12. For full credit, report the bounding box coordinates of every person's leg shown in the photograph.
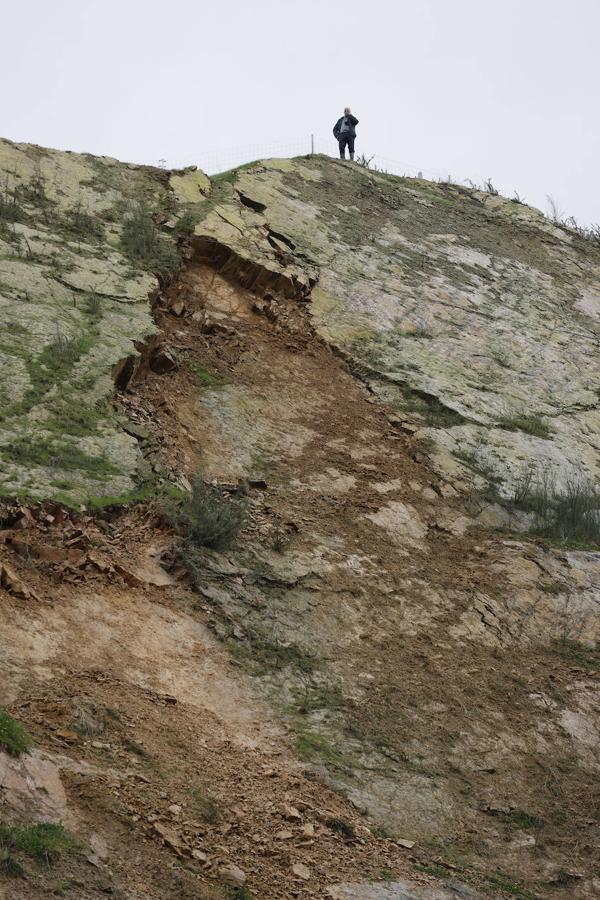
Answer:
[348,136,355,160]
[338,136,346,159]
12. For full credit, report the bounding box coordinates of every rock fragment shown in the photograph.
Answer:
[218,863,247,887]
[150,345,178,374]
[292,862,311,880]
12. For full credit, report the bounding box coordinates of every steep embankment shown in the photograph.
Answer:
[1,145,599,899]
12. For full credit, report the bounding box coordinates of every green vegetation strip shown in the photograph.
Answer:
[0,708,33,757]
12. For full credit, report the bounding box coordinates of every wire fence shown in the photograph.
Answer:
[145,135,463,184]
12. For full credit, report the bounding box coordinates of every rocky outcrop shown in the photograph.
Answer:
[0,140,185,504]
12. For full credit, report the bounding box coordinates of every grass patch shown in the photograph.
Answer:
[497,414,551,439]
[210,160,260,189]
[289,682,343,715]
[540,580,563,595]
[186,361,223,388]
[3,435,119,477]
[0,847,24,876]
[553,639,600,671]
[413,863,449,878]
[0,707,33,757]
[227,632,317,677]
[0,329,100,422]
[0,823,77,876]
[426,840,468,870]
[80,478,182,512]
[293,726,352,769]
[42,402,109,439]
[380,869,395,881]
[483,872,537,899]
[373,824,395,839]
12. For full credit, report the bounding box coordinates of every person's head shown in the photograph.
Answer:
[344,107,351,116]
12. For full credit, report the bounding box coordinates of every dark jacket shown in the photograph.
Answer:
[333,114,358,139]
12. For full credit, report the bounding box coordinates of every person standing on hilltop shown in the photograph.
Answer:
[333,108,359,161]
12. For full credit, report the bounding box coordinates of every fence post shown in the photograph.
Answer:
[311,134,314,156]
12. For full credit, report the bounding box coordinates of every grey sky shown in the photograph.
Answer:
[3,0,599,223]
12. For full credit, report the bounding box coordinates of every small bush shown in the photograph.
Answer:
[167,474,245,551]
[325,817,355,838]
[226,888,254,900]
[0,707,33,756]
[173,210,198,236]
[19,173,50,207]
[47,330,83,367]
[190,785,220,823]
[121,203,180,276]
[0,181,26,224]
[401,387,465,428]
[501,808,544,830]
[70,699,107,738]
[540,580,563,595]
[62,201,104,241]
[511,469,600,545]
[83,292,102,320]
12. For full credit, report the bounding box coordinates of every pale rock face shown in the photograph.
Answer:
[169,168,210,203]
[0,138,177,502]
[0,749,71,825]
[192,156,600,499]
[364,501,428,549]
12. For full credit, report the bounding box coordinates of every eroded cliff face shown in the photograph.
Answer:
[193,157,600,496]
[1,145,599,900]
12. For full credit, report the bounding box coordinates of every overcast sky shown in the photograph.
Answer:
[3,0,599,223]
